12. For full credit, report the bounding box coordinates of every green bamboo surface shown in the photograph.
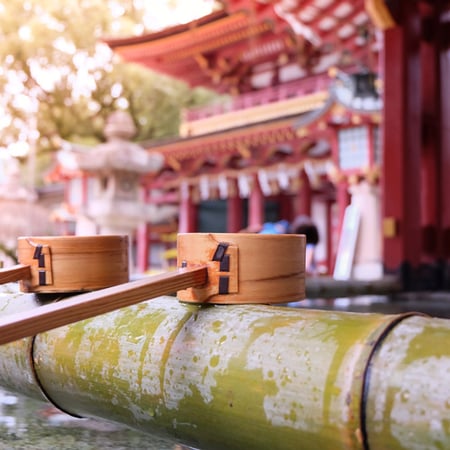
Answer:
[0,286,449,450]
[0,286,47,401]
[365,315,450,449]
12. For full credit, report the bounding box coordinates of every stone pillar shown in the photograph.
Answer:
[349,181,383,279]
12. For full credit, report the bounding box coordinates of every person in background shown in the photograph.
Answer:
[259,220,290,235]
[239,220,290,234]
[290,215,319,275]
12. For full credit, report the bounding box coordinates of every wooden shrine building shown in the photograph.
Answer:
[101,0,449,289]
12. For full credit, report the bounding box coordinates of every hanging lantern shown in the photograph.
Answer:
[330,71,383,179]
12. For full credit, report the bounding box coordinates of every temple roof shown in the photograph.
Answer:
[143,72,381,193]
[100,1,390,198]
[104,0,390,94]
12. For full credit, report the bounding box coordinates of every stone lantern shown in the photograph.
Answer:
[58,110,177,238]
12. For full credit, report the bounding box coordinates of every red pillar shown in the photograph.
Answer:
[382,1,422,279]
[420,3,441,259]
[227,184,243,232]
[441,7,450,265]
[136,186,150,273]
[278,193,294,223]
[336,180,350,240]
[81,174,89,207]
[179,182,197,233]
[248,175,264,229]
[294,169,312,217]
[136,223,150,273]
[325,198,333,275]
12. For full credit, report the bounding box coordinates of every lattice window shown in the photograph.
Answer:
[338,126,369,171]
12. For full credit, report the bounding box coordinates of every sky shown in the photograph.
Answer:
[140,0,218,31]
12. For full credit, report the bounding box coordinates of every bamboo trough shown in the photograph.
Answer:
[0,233,448,449]
[0,287,448,450]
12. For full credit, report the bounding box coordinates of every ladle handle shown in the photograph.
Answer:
[0,264,31,284]
[0,266,207,346]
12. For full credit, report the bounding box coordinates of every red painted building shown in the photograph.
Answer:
[103,0,449,289]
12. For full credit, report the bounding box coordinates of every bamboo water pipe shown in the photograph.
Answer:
[0,287,448,450]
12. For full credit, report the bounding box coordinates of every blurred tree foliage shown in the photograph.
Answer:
[0,0,221,183]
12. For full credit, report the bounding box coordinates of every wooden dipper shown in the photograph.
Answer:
[0,235,129,293]
[176,233,305,304]
[0,233,305,345]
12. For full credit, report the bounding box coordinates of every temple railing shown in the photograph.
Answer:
[180,74,332,137]
[183,72,332,122]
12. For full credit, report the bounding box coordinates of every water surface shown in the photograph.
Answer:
[0,390,186,450]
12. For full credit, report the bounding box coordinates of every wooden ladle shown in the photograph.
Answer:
[0,235,129,293]
[0,233,305,345]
